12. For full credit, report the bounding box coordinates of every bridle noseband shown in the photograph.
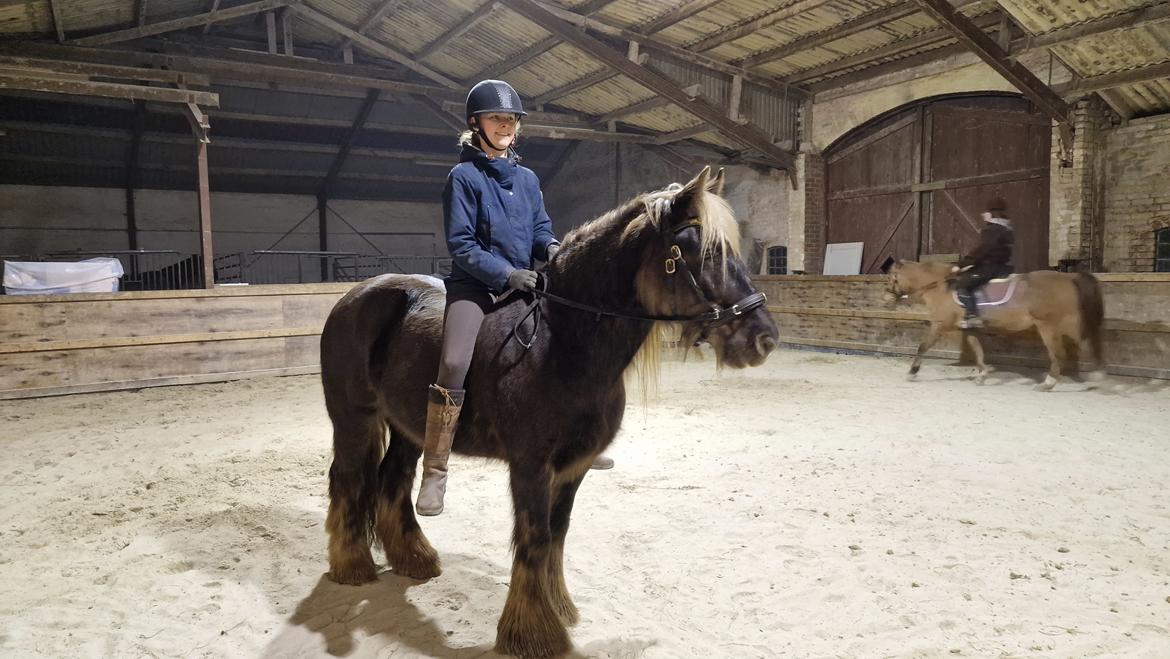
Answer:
[512,221,767,349]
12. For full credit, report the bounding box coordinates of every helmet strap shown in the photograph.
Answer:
[471,115,509,155]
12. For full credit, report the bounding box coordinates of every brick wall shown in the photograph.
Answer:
[1102,113,1170,272]
[801,152,827,274]
[1049,98,1109,269]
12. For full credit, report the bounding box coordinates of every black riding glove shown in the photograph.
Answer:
[507,269,538,292]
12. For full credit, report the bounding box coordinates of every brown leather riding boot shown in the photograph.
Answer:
[415,384,465,517]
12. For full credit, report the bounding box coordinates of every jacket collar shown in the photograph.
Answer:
[461,143,519,189]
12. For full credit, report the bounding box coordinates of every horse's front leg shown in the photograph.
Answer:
[909,322,944,379]
[547,467,588,626]
[496,463,570,658]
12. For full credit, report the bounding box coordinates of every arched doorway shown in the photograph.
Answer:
[824,94,1050,273]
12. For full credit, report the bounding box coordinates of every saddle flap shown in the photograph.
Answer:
[953,274,1021,307]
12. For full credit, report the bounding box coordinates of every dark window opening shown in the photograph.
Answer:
[1157,228,1170,273]
[767,246,788,275]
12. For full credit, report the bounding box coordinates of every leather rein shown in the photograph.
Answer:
[511,221,767,349]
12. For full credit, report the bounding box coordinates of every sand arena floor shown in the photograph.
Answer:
[1,350,1168,658]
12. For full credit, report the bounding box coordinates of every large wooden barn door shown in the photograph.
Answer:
[825,95,1051,273]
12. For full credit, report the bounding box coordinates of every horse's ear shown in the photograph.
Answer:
[706,168,726,196]
[670,166,711,220]
[680,166,711,197]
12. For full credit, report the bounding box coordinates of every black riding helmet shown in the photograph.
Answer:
[466,80,526,152]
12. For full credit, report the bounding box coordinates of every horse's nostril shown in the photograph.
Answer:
[756,334,777,356]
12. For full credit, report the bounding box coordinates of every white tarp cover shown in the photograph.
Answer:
[3,258,125,295]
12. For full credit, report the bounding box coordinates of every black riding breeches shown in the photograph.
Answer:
[435,287,493,390]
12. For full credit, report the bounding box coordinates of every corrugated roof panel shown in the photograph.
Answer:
[554,75,649,115]
[595,0,686,31]
[366,0,483,56]
[427,7,550,80]
[1113,78,1170,117]
[1000,0,1151,35]
[505,43,607,99]
[1051,23,1170,77]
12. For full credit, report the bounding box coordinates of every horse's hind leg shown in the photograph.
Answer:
[1036,325,1066,392]
[965,333,989,385]
[547,468,588,626]
[326,413,384,585]
[375,426,441,580]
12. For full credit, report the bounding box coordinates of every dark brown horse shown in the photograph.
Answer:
[886,260,1105,390]
[319,167,779,657]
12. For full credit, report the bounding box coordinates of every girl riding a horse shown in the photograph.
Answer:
[418,79,611,517]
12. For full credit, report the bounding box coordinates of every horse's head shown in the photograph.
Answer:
[884,259,951,303]
[625,167,779,368]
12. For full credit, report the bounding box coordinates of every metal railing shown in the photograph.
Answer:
[332,255,452,281]
[41,250,202,290]
[213,250,360,285]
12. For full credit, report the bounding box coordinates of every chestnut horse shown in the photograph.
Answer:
[886,259,1104,390]
[319,168,779,657]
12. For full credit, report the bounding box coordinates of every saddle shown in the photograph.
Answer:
[952,274,1021,307]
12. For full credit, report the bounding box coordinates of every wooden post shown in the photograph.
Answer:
[266,12,278,54]
[317,192,328,280]
[195,138,214,289]
[125,101,144,250]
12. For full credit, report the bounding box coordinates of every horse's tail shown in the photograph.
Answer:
[1073,272,1105,369]
[320,277,417,550]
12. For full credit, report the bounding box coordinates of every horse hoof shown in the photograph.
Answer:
[494,626,571,659]
[906,372,918,381]
[975,375,986,386]
[1035,376,1057,392]
[328,560,379,586]
[389,553,442,580]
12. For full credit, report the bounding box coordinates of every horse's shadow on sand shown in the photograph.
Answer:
[266,560,653,659]
[918,360,1169,395]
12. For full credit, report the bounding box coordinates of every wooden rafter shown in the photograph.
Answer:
[200,0,220,34]
[786,11,1002,84]
[593,95,673,124]
[639,0,722,35]
[321,88,380,194]
[529,0,807,98]
[1055,61,1170,96]
[689,0,832,53]
[72,0,291,46]
[48,0,66,42]
[912,0,1071,138]
[533,68,618,105]
[0,56,210,86]
[738,3,920,68]
[293,4,460,87]
[470,36,559,81]
[333,0,409,56]
[415,1,499,61]
[499,0,795,169]
[1016,2,1170,53]
[0,73,219,105]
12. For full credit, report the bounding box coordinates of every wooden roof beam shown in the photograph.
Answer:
[689,0,832,53]
[49,0,66,42]
[913,0,1071,143]
[71,0,291,46]
[593,95,674,125]
[529,0,808,99]
[292,4,460,87]
[415,1,499,61]
[786,11,1002,84]
[333,0,409,57]
[0,73,219,105]
[0,55,210,86]
[533,68,619,105]
[470,36,560,80]
[738,3,920,68]
[501,0,795,170]
[1054,60,1170,96]
[639,0,722,35]
[321,88,380,194]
